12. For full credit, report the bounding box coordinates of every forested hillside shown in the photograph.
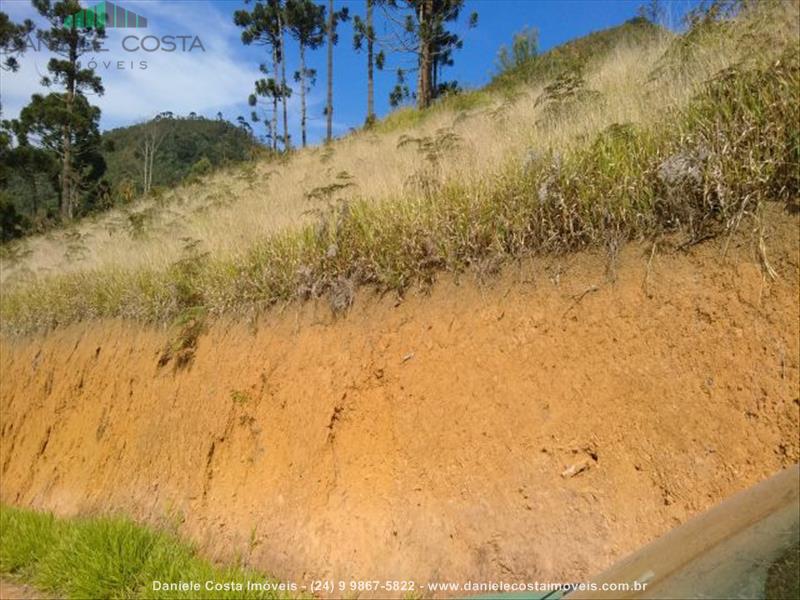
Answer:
[0,116,258,240]
[102,116,259,195]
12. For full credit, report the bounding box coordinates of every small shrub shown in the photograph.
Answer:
[158,306,207,370]
[496,26,539,74]
[534,69,603,125]
[0,197,30,243]
[230,389,251,405]
[187,156,213,182]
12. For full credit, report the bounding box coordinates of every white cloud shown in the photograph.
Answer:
[0,0,346,142]
[1,0,257,127]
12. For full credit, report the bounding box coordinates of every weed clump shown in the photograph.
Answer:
[158,307,206,370]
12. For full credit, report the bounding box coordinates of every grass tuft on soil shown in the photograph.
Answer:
[0,505,294,600]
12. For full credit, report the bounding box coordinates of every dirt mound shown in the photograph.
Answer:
[1,215,798,595]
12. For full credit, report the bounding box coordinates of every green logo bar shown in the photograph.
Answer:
[65,1,148,29]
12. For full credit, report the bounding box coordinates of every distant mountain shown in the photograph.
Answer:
[102,116,259,192]
[0,115,259,238]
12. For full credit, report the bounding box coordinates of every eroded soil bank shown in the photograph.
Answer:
[1,216,798,595]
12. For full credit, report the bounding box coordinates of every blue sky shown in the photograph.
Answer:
[0,0,701,143]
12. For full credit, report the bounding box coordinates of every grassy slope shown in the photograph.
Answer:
[0,505,295,600]
[487,16,663,91]
[370,17,665,135]
[0,2,798,334]
[1,18,672,285]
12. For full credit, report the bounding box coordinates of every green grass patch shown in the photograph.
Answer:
[0,505,296,600]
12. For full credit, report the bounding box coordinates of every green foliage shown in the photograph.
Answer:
[496,27,539,74]
[0,194,30,242]
[0,504,293,600]
[372,89,489,135]
[234,0,295,150]
[188,156,213,181]
[0,12,35,73]
[397,127,462,196]
[18,92,106,191]
[127,209,153,240]
[304,170,355,203]
[534,68,603,125]
[286,0,326,146]
[33,0,106,96]
[383,0,477,108]
[0,505,60,575]
[29,0,107,221]
[680,46,800,211]
[286,0,325,50]
[1,115,258,243]
[2,3,797,334]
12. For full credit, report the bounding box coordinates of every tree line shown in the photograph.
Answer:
[234,0,478,151]
[1,0,108,240]
[0,0,478,241]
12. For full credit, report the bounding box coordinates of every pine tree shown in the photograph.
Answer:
[353,0,385,126]
[0,118,57,228]
[383,0,476,109]
[0,12,35,75]
[277,2,291,150]
[286,0,325,148]
[18,92,105,219]
[32,0,105,220]
[235,0,292,151]
[324,0,348,143]
[249,67,283,148]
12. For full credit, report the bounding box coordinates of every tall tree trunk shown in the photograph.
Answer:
[148,141,155,193]
[299,43,307,148]
[432,55,438,97]
[142,142,150,195]
[61,33,78,221]
[30,169,40,216]
[416,0,432,110]
[271,47,279,152]
[326,0,333,143]
[61,122,72,220]
[366,0,374,124]
[279,10,289,150]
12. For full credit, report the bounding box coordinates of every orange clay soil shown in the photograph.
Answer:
[1,211,798,596]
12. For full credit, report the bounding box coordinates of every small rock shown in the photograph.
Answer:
[561,459,591,478]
